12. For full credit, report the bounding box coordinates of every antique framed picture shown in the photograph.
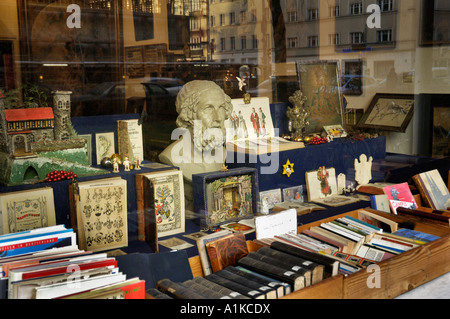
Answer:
[282,185,304,202]
[260,188,282,209]
[432,106,450,157]
[296,60,344,134]
[192,167,258,229]
[357,93,414,132]
[95,132,115,165]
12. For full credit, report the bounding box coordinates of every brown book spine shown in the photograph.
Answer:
[206,241,222,273]
[412,174,432,208]
[143,177,158,252]
[135,174,145,241]
[396,207,450,226]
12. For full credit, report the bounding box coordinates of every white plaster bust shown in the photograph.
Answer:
[159,80,233,210]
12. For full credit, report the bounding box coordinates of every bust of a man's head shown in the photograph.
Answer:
[175,80,233,152]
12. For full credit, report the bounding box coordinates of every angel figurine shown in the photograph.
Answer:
[237,76,251,104]
[286,90,309,140]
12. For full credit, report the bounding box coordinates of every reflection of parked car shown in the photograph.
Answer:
[141,78,184,120]
[340,75,379,95]
[71,81,127,116]
[247,76,299,102]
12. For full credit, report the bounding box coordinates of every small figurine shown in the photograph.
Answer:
[134,156,141,170]
[112,157,119,173]
[237,76,251,104]
[343,183,356,196]
[123,156,131,171]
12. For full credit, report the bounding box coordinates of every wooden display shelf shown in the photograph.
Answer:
[188,208,450,299]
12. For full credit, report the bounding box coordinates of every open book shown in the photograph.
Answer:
[225,97,304,154]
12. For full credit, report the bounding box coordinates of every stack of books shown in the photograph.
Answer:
[148,209,440,299]
[0,225,145,299]
[256,209,439,275]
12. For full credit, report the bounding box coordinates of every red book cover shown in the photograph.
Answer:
[383,182,418,214]
[120,280,145,299]
[21,258,117,280]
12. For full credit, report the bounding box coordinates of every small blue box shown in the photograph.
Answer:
[192,167,259,229]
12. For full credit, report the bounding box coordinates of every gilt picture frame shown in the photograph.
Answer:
[357,93,414,132]
[296,60,344,134]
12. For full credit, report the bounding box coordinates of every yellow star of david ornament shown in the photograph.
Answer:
[282,159,294,177]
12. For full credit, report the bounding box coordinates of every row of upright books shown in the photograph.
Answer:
[0,225,145,299]
[147,208,440,300]
[256,209,440,276]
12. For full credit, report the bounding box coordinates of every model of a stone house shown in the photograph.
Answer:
[0,91,72,156]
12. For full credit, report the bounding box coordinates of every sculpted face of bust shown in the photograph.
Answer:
[175,80,233,152]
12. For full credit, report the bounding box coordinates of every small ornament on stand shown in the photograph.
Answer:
[237,76,251,104]
[343,183,356,196]
[134,156,141,170]
[286,90,309,142]
[112,157,119,173]
[123,156,131,171]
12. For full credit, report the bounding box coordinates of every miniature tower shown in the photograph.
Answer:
[53,91,72,140]
[0,93,10,153]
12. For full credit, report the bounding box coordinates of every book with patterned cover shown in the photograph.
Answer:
[206,232,249,273]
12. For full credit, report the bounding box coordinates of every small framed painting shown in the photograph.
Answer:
[357,93,414,132]
[95,132,115,165]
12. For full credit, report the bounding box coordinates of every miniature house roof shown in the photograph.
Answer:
[4,107,54,122]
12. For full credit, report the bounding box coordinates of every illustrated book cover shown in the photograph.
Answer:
[73,177,128,252]
[370,194,391,213]
[136,170,185,239]
[225,97,304,154]
[305,166,360,206]
[117,119,144,165]
[195,168,257,228]
[412,169,450,211]
[0,187,56,235]
[382,182,418,214]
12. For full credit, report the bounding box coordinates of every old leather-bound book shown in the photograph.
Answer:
[206,232,249,273]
